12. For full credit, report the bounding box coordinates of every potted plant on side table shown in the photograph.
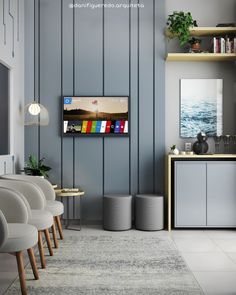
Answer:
[24,154,51,178]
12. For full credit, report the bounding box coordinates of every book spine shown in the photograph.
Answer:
[220,38,225,53]
[234,38,236,53]
[226,37,231,53]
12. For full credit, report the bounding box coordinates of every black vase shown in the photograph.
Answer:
[193,132,209,154]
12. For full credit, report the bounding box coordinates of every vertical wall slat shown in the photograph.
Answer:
[39,0,61,184]
[104,0,130,194]
[74,0,103,220]
[138,1,154,193]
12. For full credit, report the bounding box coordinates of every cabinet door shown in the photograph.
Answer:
[175,162,207,227]
[207,162,236,226]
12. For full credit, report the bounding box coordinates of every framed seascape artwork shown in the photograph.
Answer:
[180,79,223,138]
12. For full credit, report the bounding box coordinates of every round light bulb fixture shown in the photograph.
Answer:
[28,103,41,116]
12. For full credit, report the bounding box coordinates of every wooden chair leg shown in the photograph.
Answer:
[16,251,27,295]
[27,248,39,280]
[55,216,64,240]
[51,223,59,248]
[38,231,46,269]
[44,229,54,256]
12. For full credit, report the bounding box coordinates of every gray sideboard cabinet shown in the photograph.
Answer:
[166,155,236,230]
[174,159,236,228]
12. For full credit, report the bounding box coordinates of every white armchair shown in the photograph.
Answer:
[0,179,54,269]
[1,174,64,243]
[0,188,39,295]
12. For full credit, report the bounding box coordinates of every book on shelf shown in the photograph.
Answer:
[212,36,236,53]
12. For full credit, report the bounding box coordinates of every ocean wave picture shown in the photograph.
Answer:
[180,79,223,138]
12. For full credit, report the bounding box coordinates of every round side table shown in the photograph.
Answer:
[55,188,85,231]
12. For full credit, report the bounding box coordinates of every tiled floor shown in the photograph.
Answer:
[1,228,236,295]
[171,230,236,295]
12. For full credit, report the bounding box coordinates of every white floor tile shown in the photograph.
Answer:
[173,238,221,253]
[213,239,236,253]
[182,252,236,271]
[206,230,236,239]
[193,271,236,295]
[227,253,236,264]
[170,230,208,239]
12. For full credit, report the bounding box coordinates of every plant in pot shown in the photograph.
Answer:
[167,11,198,47]
[24,154,51,178]
[188,37,202,52]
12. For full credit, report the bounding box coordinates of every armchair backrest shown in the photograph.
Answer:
[0,210,8,249]
[0,179,46,210]
[0,187,29,223]
[1,174,56,201]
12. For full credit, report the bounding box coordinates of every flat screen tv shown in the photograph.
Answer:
[63,96,129,136]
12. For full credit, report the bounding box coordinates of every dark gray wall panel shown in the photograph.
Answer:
[104,0,130,194]
[39,0,61,184]
[0,63,9,155]
[139,1,154,193]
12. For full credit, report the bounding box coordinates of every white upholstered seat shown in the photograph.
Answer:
[0,223,38,253]
[0,189,39,295]
[45,200,63,216]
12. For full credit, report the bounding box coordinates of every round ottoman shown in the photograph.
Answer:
[103,195,132,231]
[135,194,164,231]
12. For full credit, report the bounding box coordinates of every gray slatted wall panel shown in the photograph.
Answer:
[138,1,154,193]
[104,0,129,194]
[25,0,166,221]
[74,0,103,220]
[39,0,61,184]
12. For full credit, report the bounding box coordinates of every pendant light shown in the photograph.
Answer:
[24,0,49,126]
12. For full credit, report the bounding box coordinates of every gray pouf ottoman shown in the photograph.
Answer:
[135,194,164,231]
[103,195,132,231]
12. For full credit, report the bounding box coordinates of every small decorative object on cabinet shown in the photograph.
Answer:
[223,135,231,153]
[170,145,179,155]
[193,132,209,154]
[213,135,222,153]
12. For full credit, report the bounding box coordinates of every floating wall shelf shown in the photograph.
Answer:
[166,53,236,62]
[165,27,236,37]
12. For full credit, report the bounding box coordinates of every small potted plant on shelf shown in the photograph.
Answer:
[170,145,179,155]
[167,11,198,47]
[188,37,202,52]
[23,154,51,178]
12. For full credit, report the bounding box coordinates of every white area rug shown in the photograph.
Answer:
[6,227,203,295]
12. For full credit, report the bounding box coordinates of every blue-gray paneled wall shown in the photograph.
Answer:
[25,0,165,221]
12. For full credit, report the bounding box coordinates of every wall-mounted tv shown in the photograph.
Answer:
[63,96,129,136]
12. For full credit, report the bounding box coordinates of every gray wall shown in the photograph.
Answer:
[166,0,236,153]
[0,64,9,155]
[0,0,25,170]
[25,0,166,221]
